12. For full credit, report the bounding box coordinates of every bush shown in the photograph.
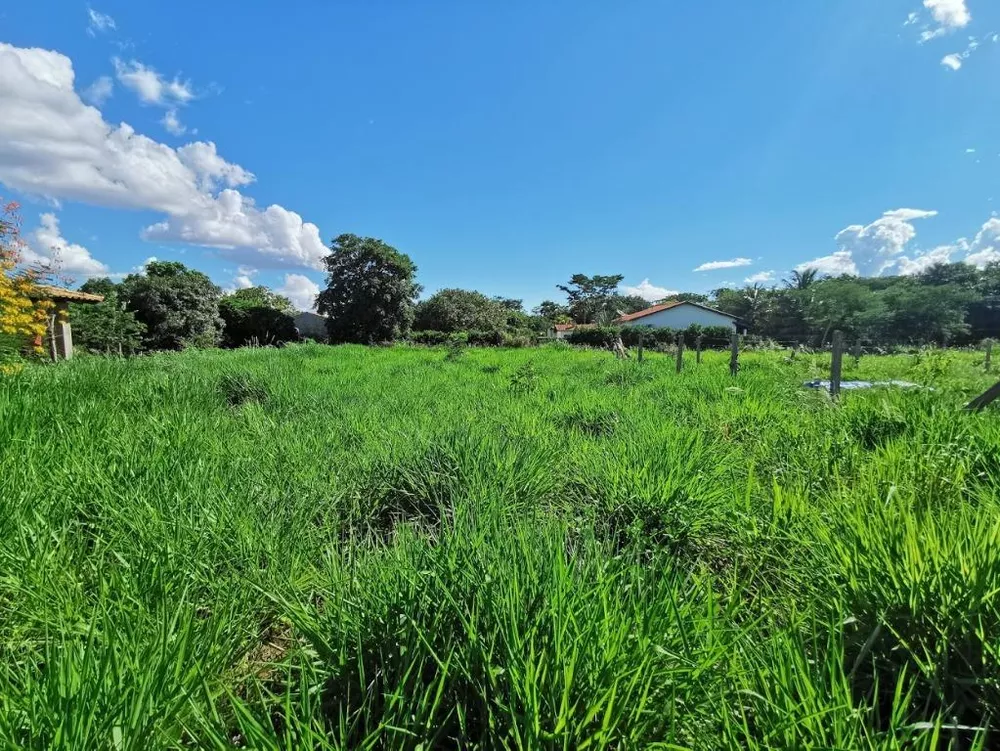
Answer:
[566,324,733,349]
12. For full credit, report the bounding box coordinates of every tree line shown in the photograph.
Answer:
[7,217,1000,359]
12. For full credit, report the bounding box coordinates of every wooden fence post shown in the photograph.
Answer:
[729,330,739,376]
[676,333,684,373]
[696,334,703,364]
[830,330,844,400]
[852,339,861,367]
[986,339,993,373]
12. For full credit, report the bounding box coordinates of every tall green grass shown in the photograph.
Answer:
[1,344,998,748]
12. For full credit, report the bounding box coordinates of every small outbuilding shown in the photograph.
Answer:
[614,301,738,330]
[551,323,596,340]
[29,285,104,360]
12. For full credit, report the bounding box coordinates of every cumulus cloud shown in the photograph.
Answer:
[964,217,1000,268]
[161,109,185,135]
[83,75,112,105]
[904,11,920,26]
[942,53,964,69]
[796,251,858,276]
[621,278,677,302]
[86,7,116,36]
[142,190,327,269]
[230,265,256,290]
[0,42,325,270]
[277,273,321,311]
[693,258,752,272]
[22,213,108,277]
[113,57,194,106]
[797,209,1000,276]
[924,0,970,31]
[896,245,958,275]
[802,208,938,276]
[744,270,774,284]
[176,141,254,191]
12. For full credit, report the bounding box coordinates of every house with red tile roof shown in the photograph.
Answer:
[613,301,738,330]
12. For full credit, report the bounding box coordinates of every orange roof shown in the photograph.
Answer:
[30,285,104,303]
[614,300,684,322]
[614,300,736,324]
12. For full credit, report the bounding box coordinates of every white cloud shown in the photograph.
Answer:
[824,208,937,275]
[142,190,327,269]
[744,270,774,284]
[896,244,957,275]
[963,217,1000,268]
[231,265,257,290]
[22,212,108,277]
[113,57,194,106]
[693,257,752,272]
[796,251,858,276]
[924,0,970,31]
[905,11,920,26]
[82,75,112,105]
[940,37,982,70]
[797,208,1000,276]
[277,273,320,311]
[966,148,976,153]
[176,141,254,191]
[941,53,963,69]
[86,7,116,36]
[161,109,185,135]
[0,42,325,270]
[621,278,677,302]
[965,248,1000,268]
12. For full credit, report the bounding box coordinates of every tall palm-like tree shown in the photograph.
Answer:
[783,268,818,290]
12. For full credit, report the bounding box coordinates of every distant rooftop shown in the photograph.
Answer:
[30,285,104,303]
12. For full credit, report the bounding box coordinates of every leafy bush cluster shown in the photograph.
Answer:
[409,329,535,348]
[566,324,734,348]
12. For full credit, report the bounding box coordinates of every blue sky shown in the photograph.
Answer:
[2,0,1000,310]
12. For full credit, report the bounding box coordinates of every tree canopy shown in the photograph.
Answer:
[218,286,298,348]
[119,261,224,350]
[414,288,509,333]
[317,234,421,344]
[71,278,146,355]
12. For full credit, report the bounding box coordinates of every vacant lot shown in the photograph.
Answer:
[2,344,999,749]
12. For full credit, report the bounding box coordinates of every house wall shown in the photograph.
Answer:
[621,304,736,330]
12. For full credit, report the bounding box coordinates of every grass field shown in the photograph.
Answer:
[2,343,1000,749]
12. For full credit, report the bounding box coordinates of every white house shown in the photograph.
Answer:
[614,301,738,330]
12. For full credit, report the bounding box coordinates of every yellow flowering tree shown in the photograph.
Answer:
[1,200,53,373]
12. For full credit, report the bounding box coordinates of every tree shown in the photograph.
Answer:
[413,289,508,333]
[532,300,571,322]
[219,286,298,348]
[119,261,224,350]
[783,268,819,290]
[1,201,53,371]
[70,278,145,355]
[556,273,625,323]
[317,234,420,344]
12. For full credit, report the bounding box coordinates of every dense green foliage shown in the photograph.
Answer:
[218,287,298,348]
[3,345,999,748]
[317,234,420,343]
[553,273,649,324]
[566,323,734,348]
[69,278,146,355]
[709,262,1000,346]
[117,261,225,350]
[413,288,509,333]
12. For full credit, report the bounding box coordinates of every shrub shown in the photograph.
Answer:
[566,324,733,349]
